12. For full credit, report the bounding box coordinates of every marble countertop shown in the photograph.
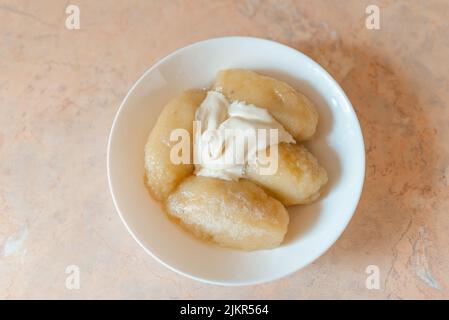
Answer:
[1,0,448,299]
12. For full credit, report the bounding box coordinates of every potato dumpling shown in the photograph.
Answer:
[214,69,318,141]
[245,143,328,206]
[166,176,289,250]
[144,90,206,201]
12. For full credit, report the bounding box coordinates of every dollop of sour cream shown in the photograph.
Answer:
[194,91,295,180]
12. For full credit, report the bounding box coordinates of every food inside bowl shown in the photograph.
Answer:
[144,69,328,250]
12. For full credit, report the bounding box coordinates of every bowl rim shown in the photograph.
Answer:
[107,36,366,286]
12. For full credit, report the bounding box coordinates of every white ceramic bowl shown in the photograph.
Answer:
[107,36,365,286]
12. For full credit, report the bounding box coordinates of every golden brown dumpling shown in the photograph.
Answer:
[214,69,318,141]
[144,90,205,201]
[245,143,328,206]
[166,176,289,250]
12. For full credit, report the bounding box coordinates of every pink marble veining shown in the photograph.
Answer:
[1,0,448,299]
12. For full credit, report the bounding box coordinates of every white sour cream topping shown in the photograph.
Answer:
[194,91,295,180]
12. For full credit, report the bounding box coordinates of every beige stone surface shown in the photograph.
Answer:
[1,0,449,299]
